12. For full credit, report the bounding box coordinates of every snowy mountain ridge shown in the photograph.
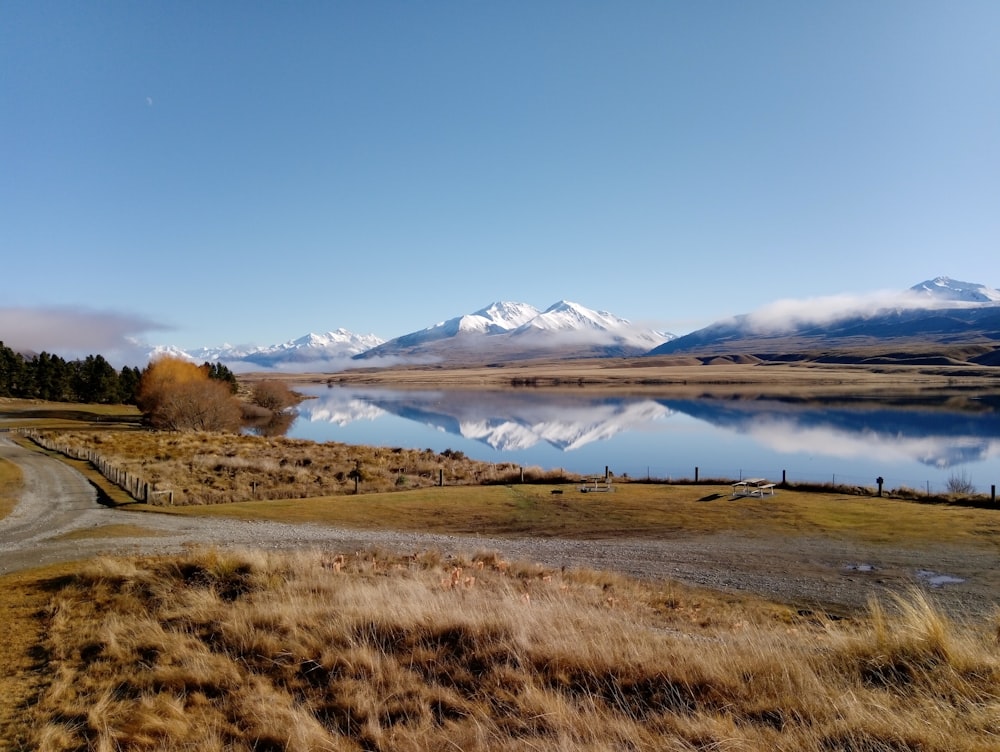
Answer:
[649,276,1000,358]
[150,329,384,371]
[146,277,998,369]
[909,276,1000,304]
[356,299,674,362]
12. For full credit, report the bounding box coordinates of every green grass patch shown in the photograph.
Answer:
[0,398,141,431]
[0,457,24,520]
[130,482,1000,550]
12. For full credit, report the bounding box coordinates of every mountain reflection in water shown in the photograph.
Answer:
[287,386,1000,490]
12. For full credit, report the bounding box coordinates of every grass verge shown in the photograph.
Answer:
[132,482,1000,549]
[7,547,999,751]
[0,457,23,521]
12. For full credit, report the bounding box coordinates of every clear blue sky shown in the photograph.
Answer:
[3,1,999,359]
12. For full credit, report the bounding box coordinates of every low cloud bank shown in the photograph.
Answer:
[743,290,978,335]
[0,306,168,366]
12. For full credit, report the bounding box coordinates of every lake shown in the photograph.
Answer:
[283,385,1000,495]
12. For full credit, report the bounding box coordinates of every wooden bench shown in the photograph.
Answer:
[750,483,776,497]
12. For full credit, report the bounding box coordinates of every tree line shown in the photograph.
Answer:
[0,341,236,406]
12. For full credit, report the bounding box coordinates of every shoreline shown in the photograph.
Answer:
[245,359,1000,402]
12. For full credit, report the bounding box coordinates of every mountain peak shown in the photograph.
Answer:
[357,299,671,362]
[910,277,1000,303]
[472,301,541,329]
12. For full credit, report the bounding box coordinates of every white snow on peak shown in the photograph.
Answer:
[473,301,542,330]
[421,301,541,338]
[910,276,1000,304]
[147,328,385,371]
[147,344,197,362]
[518,300,632,333]
[277,330,384,351]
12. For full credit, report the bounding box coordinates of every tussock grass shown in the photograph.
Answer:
[16,548,1000,751]
[41,430,533,505]
[0,456,23,520]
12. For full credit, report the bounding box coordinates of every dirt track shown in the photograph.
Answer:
[2,437,996,618]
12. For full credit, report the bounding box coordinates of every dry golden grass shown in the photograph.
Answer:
[10,548,1000,751]
[39,430,548,506]
[0,456,22,520]
[0,562,80,750]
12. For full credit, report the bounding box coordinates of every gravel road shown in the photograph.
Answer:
[2,437,996,618]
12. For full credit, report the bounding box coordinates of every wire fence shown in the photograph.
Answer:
[625,461,997,499]
[12,429,173,505]
[4,426,995,504]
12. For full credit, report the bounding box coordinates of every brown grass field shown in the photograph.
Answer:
[2,548,999,751]
[0,456,22,520]
[128,481,1000,548]
[3,372,1000,751]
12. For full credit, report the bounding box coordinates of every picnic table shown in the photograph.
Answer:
[731,478,776,497]
[579,476,614,493]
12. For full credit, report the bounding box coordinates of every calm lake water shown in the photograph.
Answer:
[284,385,1000,495]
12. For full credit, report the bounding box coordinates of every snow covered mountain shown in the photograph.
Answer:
[369,301,542,350]
[150,329,384,371]
[648,276,1000,359]
[356,300,673,363]
[909,276,1000,304]
[511,300,671,350]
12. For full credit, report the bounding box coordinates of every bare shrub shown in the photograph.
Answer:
[149,379,242,432]
[251,380,297,412]
[946,470,976,496]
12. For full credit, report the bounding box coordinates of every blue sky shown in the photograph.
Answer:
[3,1,999,361]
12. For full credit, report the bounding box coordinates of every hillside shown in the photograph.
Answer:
[648,277,1000,365]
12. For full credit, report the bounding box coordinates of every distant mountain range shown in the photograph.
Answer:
[354,300,673,363]
[149,329,384,371]
[647,277,1000,365]
[152,300,673,370]
[148,277,1000,370]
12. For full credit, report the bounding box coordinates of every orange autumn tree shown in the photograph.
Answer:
[137,356,242,432]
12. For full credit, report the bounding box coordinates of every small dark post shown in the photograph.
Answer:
[605,465,609,481]
[694,466,699,483]
[520,466,524,483]
[438,468,443,487]
[782,469,787,486]
[876,476,884,497]
[992,484,996,504]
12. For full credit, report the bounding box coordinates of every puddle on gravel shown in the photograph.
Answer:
[915,569,965,587]
[843,563,877,572]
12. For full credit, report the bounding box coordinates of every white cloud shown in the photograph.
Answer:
[0,306,169,366]
[742,289,973,334]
